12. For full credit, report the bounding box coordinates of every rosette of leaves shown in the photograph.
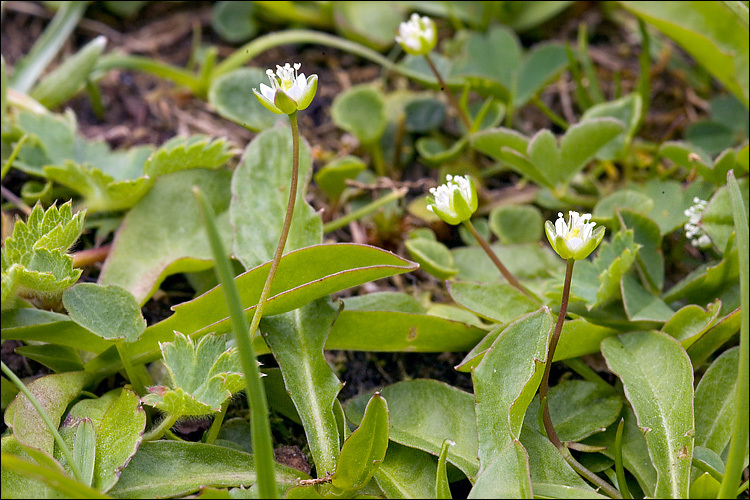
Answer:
[1,201,84,310]
[141,332,247,416]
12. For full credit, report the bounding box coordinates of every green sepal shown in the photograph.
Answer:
[296,74,318,111]
[274,89,299,115]
[253,88,284,114]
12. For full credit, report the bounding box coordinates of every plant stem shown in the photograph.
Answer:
[462,219,535,299]
[718,170,749,499]
[531,95,569,130]
[247,111,300,343]
[204,400,229,445]
[1,361,85,484]
[323,188,407,233]
[540,259,574,451]
[115,342,145,395]
[538,260,622,499]
[142,413,179,442]
[423,53,473,131]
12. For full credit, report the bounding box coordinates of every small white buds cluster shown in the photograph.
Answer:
[253,62,318,115]
[683,197,712,248]
[395,13,437,56]
[545,211,605,260]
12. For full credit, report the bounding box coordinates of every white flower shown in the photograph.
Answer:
[253,62,318,115]
[395,13,437,56]
[683,197,712,248]
[426,174,477,225]
[545,211,605,260]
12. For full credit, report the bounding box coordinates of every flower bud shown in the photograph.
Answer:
[395,13,437,56]
[426,175,478,225]
[545,211,605,260]
[253,62,318,115]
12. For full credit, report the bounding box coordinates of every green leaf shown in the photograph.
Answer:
[143,134,234,177]
[100,244,417,376]
[447,281,538,323]
[1,309,112,353]
[583,406,657,497]
[14,344,84,373]
[621,273,674,323]
[4,371,87,461]
[326,309,486,353]
[702,177,750,253]
[619,1,749,105]
[373,442,437,500]
[694,346,739,454]
[314,155,367,200]
[521,425,594,490]
[523,380,622,442]
[2,201,84,309]
[515,43,569,107]
[43,161,154,213]
[405,239,458,280]
[343,291,425,314]
[108,441,308,498]
[210,1,259,43]
[435,439,453,499]
[556,118,623,185]
[404,98,446,133]
[452,242,564,283]
[686,307,741,367]
[471,127,530,158]
[618,209,664,292]
[332,2,404,51]
[58,388,145,492]
[415,137,467,167]
[662,300,721,347]
[489,204,543,244]
[663,248,740,311]
[98,168,232,304]
[591,229,640,307]
[580,94,643,161]
[30,36,106,109]
[331,86,387,145]
[634,178,715,235]
[601,331,694,498]
[472,308,552,468]
[344,380,479,478]
[208,68,279,131]
[63,283,146,343]
[332,393,389,494]
[230,125,321,269]
[141,333,244,416]
[72,418,96,487]
[262,298,342,475]
[593,191,655,225]
[468,441,531,499]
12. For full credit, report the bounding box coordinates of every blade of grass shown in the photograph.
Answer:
[193,187,277,499]
[718,170,749,498]
[0,453,108,499]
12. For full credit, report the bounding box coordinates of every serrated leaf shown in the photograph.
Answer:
[141,332,244,416]
[143,134,234,177]
[231,125,322,269]
[601,331,694,499]
[2,201,85,309]
[63,283,146,343]
[44,161,154,213]
[99,168,232,304]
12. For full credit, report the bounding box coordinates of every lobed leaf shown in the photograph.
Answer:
[143,134,234,177]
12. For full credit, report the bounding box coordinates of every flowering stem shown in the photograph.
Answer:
[462,219,535,299]
[539,260,622,499]
[204,400,229,445]
[423,53,473,131]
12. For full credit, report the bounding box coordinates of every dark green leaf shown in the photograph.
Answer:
[63,283,146,343]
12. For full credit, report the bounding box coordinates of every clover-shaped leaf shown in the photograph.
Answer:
[143,134,234,177]
[1,201,84,309]
[141,332,246,416]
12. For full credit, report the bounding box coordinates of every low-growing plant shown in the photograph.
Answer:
[1,2,748,499]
